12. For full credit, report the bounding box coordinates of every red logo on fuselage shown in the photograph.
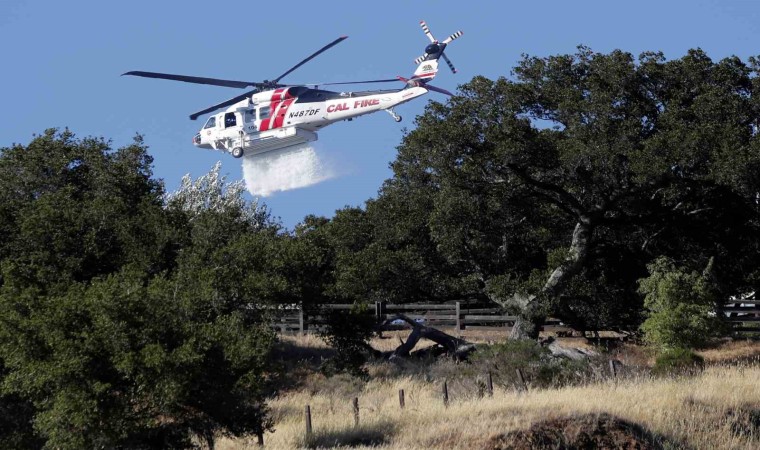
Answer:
[327,103,349,113]
[353,99,380,108]
[327,98,380,113]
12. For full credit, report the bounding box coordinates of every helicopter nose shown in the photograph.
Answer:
[193,133,201,146]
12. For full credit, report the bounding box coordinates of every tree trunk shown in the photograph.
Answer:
[510,219,595,340]
[509,299,546,340]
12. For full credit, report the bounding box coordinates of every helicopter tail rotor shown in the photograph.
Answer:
[412,20,462,75]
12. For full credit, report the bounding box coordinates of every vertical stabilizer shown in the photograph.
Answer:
[411,59,440,83]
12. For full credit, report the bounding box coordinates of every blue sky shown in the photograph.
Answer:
[2,0,759,228]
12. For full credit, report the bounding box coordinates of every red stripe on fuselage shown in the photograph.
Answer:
[273,97,296,128]
[259,88,297,131]
[259,89,284,131]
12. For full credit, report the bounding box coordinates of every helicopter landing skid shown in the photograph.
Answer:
[386,108,402,123]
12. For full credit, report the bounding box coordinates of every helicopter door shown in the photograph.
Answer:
[218,111,243,141]
[224,112,237,128]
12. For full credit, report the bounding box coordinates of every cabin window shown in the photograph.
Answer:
[244,109,255,123]
[258,106,270,120]
[203,117,216,129]
[224,112,237,128]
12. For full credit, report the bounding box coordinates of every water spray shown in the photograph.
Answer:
[242,144,336,197]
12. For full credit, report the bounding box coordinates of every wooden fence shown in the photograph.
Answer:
[721,299,760,335]
[272,299,760,337]
[274,301,570,335]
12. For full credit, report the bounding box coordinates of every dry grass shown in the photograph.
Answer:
[221,335,760,449]
[697,338,760,364]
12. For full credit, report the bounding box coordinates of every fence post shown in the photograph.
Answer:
[455,301,462,334]
[375,301,387,323]
[516,369,527,392]
[609,359,618,379]
[399,389,405,409]
[487,371,494,397]
[352,397,359,427]
[442,380,449,407]
[299,306,306,336]
[304,405,312,435]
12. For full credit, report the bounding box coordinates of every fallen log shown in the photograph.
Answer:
[380,314,477,361]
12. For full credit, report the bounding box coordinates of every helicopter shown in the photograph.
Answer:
[123,21,463,159]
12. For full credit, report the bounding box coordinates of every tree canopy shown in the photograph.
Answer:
[0,130,284,448]
[341,47,760,337]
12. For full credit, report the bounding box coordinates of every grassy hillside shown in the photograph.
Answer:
[218,335,760,449]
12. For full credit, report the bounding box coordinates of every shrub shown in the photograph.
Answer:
[652,348,705,376]
[638,257,726,350]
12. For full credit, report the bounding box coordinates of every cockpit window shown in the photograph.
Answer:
[258,106,270,120]
[244,109,255,123]
[203,117,216,129]
[224,112,237,128]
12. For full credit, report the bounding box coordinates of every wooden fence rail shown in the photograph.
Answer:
[721,299,760,335]
[271,299,760,337]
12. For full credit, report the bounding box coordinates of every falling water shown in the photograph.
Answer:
[241,143,335,197]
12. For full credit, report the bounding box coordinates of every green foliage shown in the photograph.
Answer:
[0,129,172,289]
[639,257,726,350]
[326,196,466,304]
[318,305,376,379]
[652,348,705,376]
[0,130,281,448]
[382,47,760,333]
[308,48,760,335]
[0,271,275,449]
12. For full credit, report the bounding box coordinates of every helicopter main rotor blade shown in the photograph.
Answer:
[318,78,400,86]
[272,36,348,84]
[424,83,453,96]
[122,71,269,89]
[189,90,256,120]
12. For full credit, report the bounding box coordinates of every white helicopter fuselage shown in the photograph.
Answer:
[124,21,463,159]
[193,85,429,157]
